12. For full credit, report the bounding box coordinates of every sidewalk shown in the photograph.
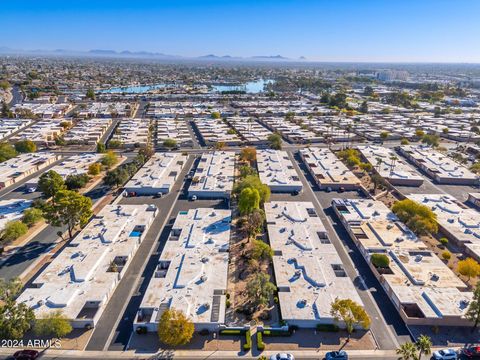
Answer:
[0,347,399,359]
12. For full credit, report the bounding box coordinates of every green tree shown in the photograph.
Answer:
[101,151,118,169]
[0,299,35,340]
[0,220,28,243]
[96,143,106,153]
[380,131,389,141]
[157,308,194,347]
[466,282,480,330]
[421,134,440,147]
[104,168,130,188]
[246,273,276,308]
[396,342,417,360]
[457,258,480,282]
[43,190,93,239]
[22,208,44,227]
[251,240,273,260]
[33,310,72,339]
[330,298,371,339]
[239,165,256,178]
[211,111,221,119]
[239,147,257,164]
[240,209,265,240]
[234,175,270,204]
[371,173,385,194]
[163,138,178,149]
[0,278,23,301]
[238,187,260,215]
[88,162,102,176]
[415,335,432,360]
[392,199,438,235]
[14,140,37,153]
[415,129,425,138]
[108,140,122,149]
[267,133,282,150]
[65,173,90,190]
[0,142,17,163]
[86,88,95,100]
[359,100,368,114]
[38,170,66,199]
[371,253,390,268]
[401,138,410,145]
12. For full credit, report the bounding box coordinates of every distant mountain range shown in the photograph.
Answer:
[0,47,306,62]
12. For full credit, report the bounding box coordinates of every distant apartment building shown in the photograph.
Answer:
[358,145,424,186]
[300,148,361,190]
[399,145,478,185]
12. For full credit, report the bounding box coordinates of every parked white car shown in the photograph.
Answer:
[432,348,457,360]
[270,354,294,360]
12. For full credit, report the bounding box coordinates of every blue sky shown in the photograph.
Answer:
[2,0,480,62]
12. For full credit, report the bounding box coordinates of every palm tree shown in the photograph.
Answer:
[396,342,417,360]
[390,155,398,174]
[375,157,383,171]
[415,335,432,360]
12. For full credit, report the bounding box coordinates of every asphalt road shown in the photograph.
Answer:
[7,84,23,106]
[288,150,411,350]
[85,156,198,351]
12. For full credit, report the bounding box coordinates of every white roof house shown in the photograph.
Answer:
[0,152,61,189]
[17,204,157,328]
[257,149,303,193]
[134,208,231,332]
[332,198,473,326]
[125,152,188,195]
[265,201,362,327]
[188,151,235,199]
[399,145,479,185]
[358,145,424,186]
[300,148,361,190]
[358,145,423,186]
[27,153,102,185]
[408,193,480,262]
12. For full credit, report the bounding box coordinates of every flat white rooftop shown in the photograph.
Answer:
[265,201,362,325]
[136,208,231,330]
[125,153,188,194]
[0,152,61,188]
[188,151,235,198]
[17,204,157,326]
[358,145,424,186]
[300,148,360,189]
[399,145,478,184]
[257,150,303,192]
[28,153,102,184]
[408,193,480,260]
[333,197,473,324]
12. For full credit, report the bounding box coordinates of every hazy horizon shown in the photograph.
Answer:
[2,0,480,63]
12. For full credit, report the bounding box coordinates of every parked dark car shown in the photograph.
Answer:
[325,350,348,360]
[13,350,39,360]
[462,346,480,358]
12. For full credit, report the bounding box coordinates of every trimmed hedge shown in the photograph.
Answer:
[256,332,265,351]
[243,329,252,351]
[316,323,340,332]
[219,329,246,336]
